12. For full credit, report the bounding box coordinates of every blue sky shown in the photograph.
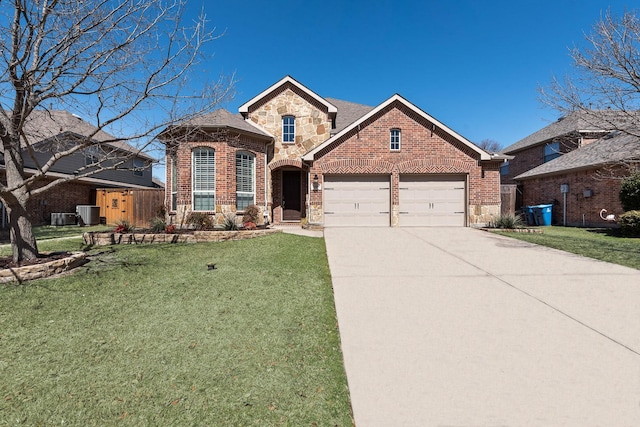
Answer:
[152,1,632,179]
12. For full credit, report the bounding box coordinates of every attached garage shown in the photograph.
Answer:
[399,175,466,226]
[323,175,390,227]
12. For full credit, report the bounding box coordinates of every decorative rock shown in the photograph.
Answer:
[0,252,88,284]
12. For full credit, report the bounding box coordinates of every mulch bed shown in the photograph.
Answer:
[0,252,74,270]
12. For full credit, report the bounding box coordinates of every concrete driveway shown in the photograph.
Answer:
[324,227,640,426]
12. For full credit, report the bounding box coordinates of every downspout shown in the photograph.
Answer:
[264,141,273,224]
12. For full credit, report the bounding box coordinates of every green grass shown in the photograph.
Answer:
[0,234,352,426]
[496,226,640,270]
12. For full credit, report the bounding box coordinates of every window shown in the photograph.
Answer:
[133,158,144,177]
[85,146,100,166]
[171,156,177,211]
[500,161,510,176]
[192,148,215,211]
[236,152,255,210]
[283,116,295,143]
[390,129,401,150]
[544,141,560,163]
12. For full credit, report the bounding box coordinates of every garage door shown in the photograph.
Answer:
[399,175,466,226]
[324,175,390,227]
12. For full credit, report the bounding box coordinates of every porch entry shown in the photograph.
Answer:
[282,170,302,221]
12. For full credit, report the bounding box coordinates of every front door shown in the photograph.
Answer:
[282,170,301,221]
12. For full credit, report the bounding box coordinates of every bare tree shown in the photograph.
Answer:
[540,9,640,135]
[0,0,233,262]
[478,138,502,152]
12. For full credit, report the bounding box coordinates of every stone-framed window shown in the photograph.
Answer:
[283,115,295,143]
[390,128,401,151]
[236,151,255,210]
[192,147,215,211]
[544,141,560,163]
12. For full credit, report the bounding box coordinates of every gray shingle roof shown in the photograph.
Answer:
[177,108,272,138]
[515,132,640,179]
[23,110,154,160]
[503,110,637,154]
[324,98,375,134]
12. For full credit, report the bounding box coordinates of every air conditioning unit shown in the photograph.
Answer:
[76,205,100,226]
[51,213,77,226]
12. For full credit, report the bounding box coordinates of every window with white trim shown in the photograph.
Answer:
[192,147,215,211]
[171,156,177,211]
[133,158,144,177]
[283,116,295,143]
[544,141,560,163]
[236,152,255,210]
[390,128,401,151]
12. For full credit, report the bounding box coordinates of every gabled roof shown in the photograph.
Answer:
[171,108,272,139]
[238,75,338,115]
[22,110,154,160]
[515,131,640,180]
[303,94,492,161]
[503,110,636,154]
[324,98,375,134]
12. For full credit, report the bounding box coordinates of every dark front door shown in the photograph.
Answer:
[282,170,301,221]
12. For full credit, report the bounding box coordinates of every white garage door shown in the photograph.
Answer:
[399,175,466,226]
[324,175,390,227]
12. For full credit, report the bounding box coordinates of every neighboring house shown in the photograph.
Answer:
[0,110,157,225]
[501,110,640,226]
[161,76,505,228]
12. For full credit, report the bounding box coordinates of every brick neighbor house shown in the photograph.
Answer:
[161,76,506,228]
[0,110,159,226]
[501,110,640,226]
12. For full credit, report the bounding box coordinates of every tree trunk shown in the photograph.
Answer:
[5,201,39,263]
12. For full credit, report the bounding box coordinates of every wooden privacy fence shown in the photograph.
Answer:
[500,184,517,216]
[96,188,164,227]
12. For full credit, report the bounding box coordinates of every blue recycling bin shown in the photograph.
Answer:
[536,204,553,226]
[525,206,536,226]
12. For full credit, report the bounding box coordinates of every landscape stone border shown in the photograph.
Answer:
[481,227,543,234]
[0,252,88,284]
[83,228,282,246]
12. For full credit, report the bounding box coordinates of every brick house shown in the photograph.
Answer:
[0,110,158,226]
[501,110,640,226]
[162,76,505,227]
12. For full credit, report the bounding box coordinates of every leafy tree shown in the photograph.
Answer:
[620,172,640,211]
[0,0,233,262]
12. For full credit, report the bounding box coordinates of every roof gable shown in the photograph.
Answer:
[515,131,640,179]
[303,94,491,161]
[238,75,337,115]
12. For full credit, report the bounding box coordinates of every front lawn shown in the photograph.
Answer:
[0,234,352,426]
[496,226,640,270]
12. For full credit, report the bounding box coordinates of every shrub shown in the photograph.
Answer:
[242,204,260,224]
[620,172,640,211]
[244,221,257,230]
[114,220,134,233]
[186,212,214,230]
[165,224,176,234]
[487,214,525,229]
[149,216,166,233]
[222,213,239,230]
[619,210,640,237]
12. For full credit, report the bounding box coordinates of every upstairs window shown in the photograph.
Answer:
[500,161,510,176]
[192,147,215,211]
[133,158,144,177]
[283,116,295,143]
[236,152,255,210]
[544,141,560,163]
[85,146,100,166]
[390,129,401,151]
